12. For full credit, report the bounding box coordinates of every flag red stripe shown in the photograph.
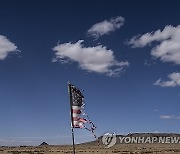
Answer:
[72,109,81,114]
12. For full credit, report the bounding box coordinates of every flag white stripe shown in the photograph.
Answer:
[72,113,80,117]
[72,106,81,110]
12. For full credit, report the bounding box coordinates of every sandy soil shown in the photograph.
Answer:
[1,143,180,154]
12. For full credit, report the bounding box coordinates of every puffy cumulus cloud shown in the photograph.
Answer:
[87,16,125,39]
[0,35,18,60]
[160,115,180,120]
[52,40,129,76]
[154,72,180,87]
[160,115,173,119]
[128,25,180,65]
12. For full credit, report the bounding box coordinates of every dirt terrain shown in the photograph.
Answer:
[1,143,180,154]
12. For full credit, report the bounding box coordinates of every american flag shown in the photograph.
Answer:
[69,84,86,128]
[68,83,97,139]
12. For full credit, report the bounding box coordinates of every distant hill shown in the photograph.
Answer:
[82,133,180,145]
[39,142,49,146]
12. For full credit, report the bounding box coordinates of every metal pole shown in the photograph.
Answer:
[71,126,76,154]
[68,82,76,154]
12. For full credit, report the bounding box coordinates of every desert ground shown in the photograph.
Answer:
[1,143,180,154]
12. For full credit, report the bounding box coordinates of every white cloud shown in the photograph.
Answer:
[153,131,160,133]
[154,72,180,87]
[0,35,18,60]
[52,40,129,76]
[128,25,180,65]
[87,16,125,39]
[160,115,173,119]
[160,115,180,120]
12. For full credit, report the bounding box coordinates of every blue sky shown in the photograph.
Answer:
[0,0,180,146]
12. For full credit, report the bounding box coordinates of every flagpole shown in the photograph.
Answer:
[68,82,76,154]
[71,125,76,154]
